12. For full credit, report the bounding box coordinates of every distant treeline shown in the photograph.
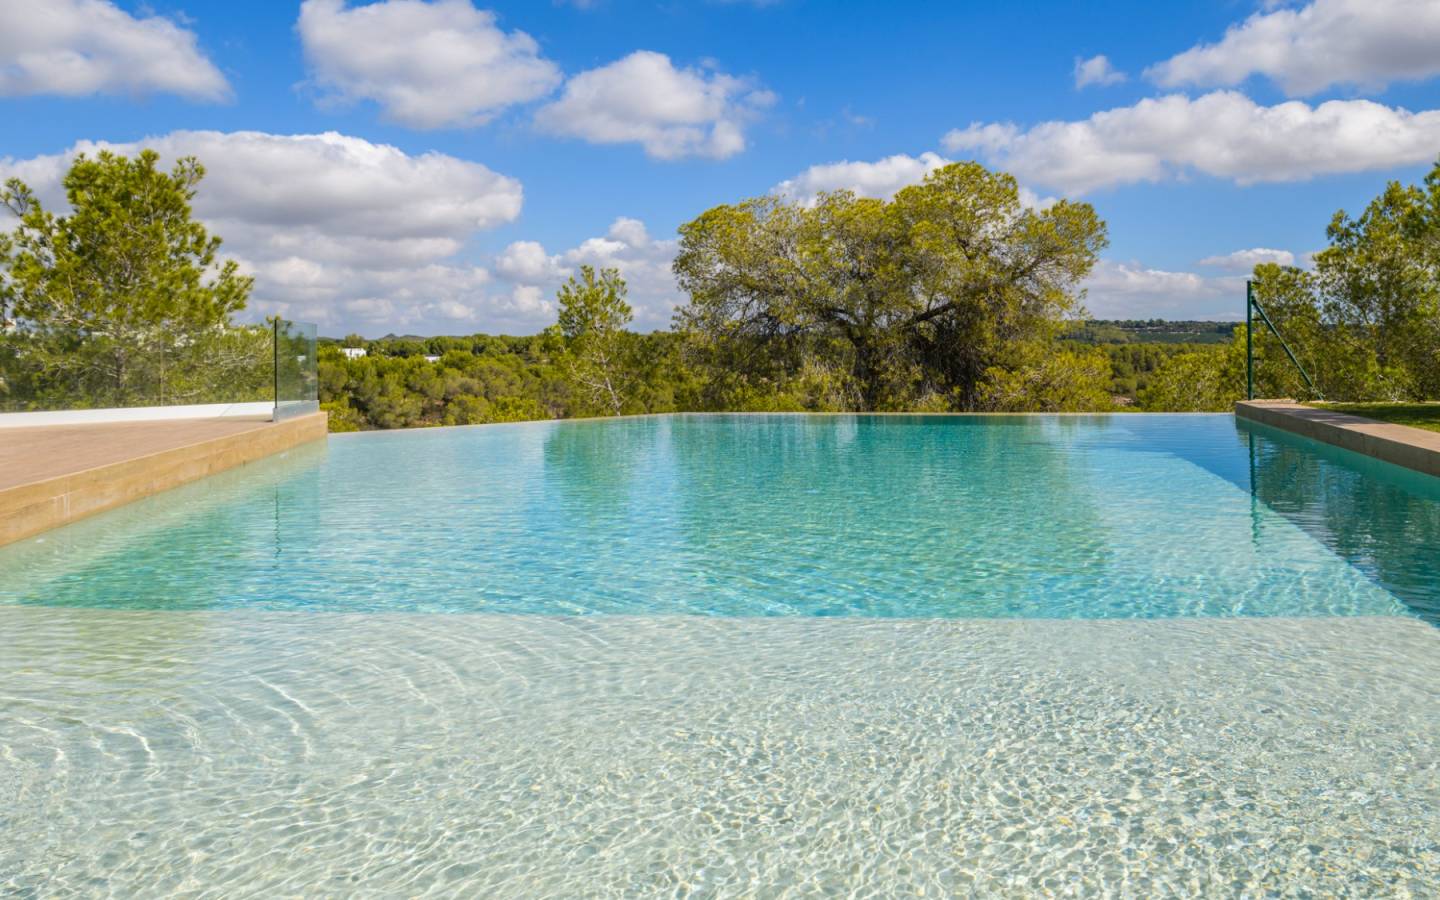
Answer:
[317,331,1214,425]
[316,332,1229,425]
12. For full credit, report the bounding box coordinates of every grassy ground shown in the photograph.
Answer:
[1308,402,1440,433]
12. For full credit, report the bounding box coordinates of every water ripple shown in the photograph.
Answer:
[2,609,1439,895]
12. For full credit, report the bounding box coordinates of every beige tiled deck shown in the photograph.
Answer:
[0,413,327,546]
[0,417,278,491]
[1236,400,1440,477]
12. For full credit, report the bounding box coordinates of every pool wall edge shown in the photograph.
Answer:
[1236,400,1440,478]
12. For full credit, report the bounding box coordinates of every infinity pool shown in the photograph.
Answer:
[3,414,1439,894]
[4,413,1438,619]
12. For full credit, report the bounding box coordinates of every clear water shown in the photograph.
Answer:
[2,413,1438,620]
[4,414,1440,895]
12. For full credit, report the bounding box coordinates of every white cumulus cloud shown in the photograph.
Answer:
[534,51,774,160]
[489,218,682,330]
[1074,55,1126,89]
[495,240,565,283]
[774,152,1056,209]
[942,91,1440,194]
[1147,0,1440,96]
[0,0,229,100]
[1083,260,1245,319]
[0,131,528,333]
[775,152,952,203]
[1198,248,1297,272]
[503,285,552,317]
[298,0,562,129]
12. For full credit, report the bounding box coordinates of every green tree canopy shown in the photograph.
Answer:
[555,265,635,416]
[672,161,1110,411]
[1145,156,1440,408]
[0,149,258,409]
[1138,341,1245,412]
[1309,164,1440,398]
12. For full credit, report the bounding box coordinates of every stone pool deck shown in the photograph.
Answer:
[0,412,327,547]
[1236,400,1440,478]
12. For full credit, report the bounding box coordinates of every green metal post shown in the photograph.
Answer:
[1246,280,1254,400]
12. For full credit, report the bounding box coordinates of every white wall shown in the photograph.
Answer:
[0,401,274,428]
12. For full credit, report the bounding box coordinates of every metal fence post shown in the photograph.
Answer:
[272,317,280,420]
[1246,280,1254,400]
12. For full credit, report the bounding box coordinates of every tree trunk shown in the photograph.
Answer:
[851,338,881,411]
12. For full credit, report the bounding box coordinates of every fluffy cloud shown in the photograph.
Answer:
[249,262,498,330]
[298,0,562,128]
[1074,55,1126,89]
[942,91,1440,194]
[0,0,228,100]
[1,131,528,332]
[1083,260,1245,319]
[1198,248,1296,272]
[534,51,775,160]
[495,240,565,283]
[493,218,682,329]
[774,151,1056,209]
[775,152,951,203]
[1147,0,1440,96]
[503,285,552,316]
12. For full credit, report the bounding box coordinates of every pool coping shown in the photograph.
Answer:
[1236,400,1440,478]
[0,412,328,547]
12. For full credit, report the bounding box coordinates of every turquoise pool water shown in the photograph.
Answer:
[5,414,1440,895]
[1,413,1437,620]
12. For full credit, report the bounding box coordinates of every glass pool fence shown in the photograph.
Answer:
[273,319,319,421]
[0,318,318,421]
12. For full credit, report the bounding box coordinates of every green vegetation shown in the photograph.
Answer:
[4,152,1437,427]
[1143,160,1440,410]
[1072,343,1209,404]
[1308,403,1440,434]
[672,162,1110,412]
[305,157,1440,429]
[1059,324,1237,404]
[1099,157,1440,413]
[0,150,268,411]
[316,332,699,431]
[554,265,638,416]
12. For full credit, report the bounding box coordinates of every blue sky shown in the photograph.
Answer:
[4,0,1440,335]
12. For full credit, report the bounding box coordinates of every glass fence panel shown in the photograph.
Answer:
[273,319,319,421]
[0,319,318,419]
[0,325,272,413]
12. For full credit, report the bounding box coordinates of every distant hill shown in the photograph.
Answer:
[1064,320,1239,345]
